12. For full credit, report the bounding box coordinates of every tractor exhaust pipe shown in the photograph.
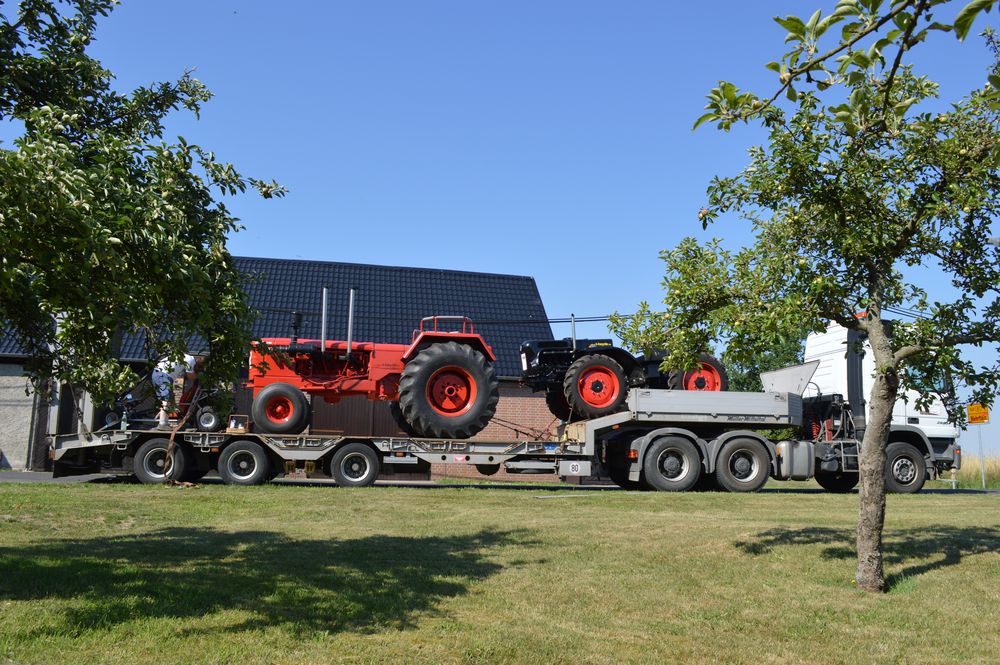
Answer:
[571,313,576,351]
[346,288,356,358]
[320,287,329,352]
[290,311,302,345]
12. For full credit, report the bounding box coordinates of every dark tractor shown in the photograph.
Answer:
[520,338,728,420]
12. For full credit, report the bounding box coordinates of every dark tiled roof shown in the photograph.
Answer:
[5,257,553,378]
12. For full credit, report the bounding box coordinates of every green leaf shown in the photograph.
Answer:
[766,61,782,73]
[774,15,806,37]
[989,74,1000,90]
[806,9,822,34]
[693,112,717,130]
[954,0,995,40]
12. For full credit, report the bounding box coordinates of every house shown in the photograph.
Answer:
[1,256,557,477]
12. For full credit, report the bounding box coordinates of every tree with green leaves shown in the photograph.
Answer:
[613,0,998,592]
[0,0,284,406]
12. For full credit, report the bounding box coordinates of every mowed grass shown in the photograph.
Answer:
[0,483,997,664]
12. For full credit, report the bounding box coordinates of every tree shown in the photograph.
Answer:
[0,0,283,404]
[614,0,999,592]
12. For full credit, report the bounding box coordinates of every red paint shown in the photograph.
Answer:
[426,365,477,416]
[683,363,724,391]
[577,365,621,408]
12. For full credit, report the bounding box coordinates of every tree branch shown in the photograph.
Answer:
[881,0,927,115]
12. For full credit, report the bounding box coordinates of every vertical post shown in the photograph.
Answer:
[978,426,987,490]
[346,288,356,358]
[320,287,328,351]
[571,313,576,351]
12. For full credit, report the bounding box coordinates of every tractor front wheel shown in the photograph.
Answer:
[563,354,627,419]
[398,342,500,439]
[252,383,310,435]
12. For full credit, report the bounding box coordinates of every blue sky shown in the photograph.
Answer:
[11,1,1000,453]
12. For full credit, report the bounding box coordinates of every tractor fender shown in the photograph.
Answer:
[578,348,640,375]
[627,427,707,482]
[403,332,496,363]
[704,430,778,476]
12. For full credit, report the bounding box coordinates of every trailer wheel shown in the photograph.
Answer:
[218,440,271,486]
[195,406,222,432]
[545,389,572,421]
[475,463,501,476]
[715,439,770,492]
[667,353,729,392]
[642,436,701,491]
[331,443,380,487]
[252,382,310,435]
[885,442,926,493]
[564,355,628,419]
[134,438,187,484]
[398,342,500,439]
[814,471,858,493]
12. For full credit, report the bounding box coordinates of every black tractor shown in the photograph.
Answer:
[520,338,728,420]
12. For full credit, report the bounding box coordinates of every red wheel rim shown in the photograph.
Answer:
[426,366,477,416]
[577,366,620,407]
[683,363,723,391]
[265,396,295,423]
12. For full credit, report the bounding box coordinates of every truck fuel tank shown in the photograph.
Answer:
[775,439,815,480]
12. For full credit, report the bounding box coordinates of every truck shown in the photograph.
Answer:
[49,324,961,492]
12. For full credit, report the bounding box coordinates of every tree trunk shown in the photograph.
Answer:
[855,323,899,592]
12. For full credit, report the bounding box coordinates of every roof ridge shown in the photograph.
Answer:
[233,255,535,281]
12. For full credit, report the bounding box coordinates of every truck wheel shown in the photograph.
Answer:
[814,471,858,493]
[564,355,628,419]
[195,406,222,432]
[398,342,500,439]
[252,382,310,435]
[667,353,729,391]
[715,439,770,492]
[545,389,572,421]
[642,436,701,491]
[330,443,381,487]
[218,440,271,485]
[885,442,926,493]
[134,438,187,484]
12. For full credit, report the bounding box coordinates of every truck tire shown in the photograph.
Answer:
[564,354,628,419]
[885,442,927,493]
[667,353,729,391]
[715,438,770,492]
[134,438,187,484]
[195,406,222,432]
[330,442,381,487]
[814,471,858,493]
[218,440,271,486]
[388,401,421,437]
[642,436,701,491]
[545,389,572,421]
[398,342,500,439]
[252,382,310,435]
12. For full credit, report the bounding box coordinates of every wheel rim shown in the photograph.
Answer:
[577,366,621,408]
[198,411,217,430]
[227,450,258,481]
[655,447,690,481]
[340,452,372,482]
[729,450,760,482]
[683,362,723,391]
[892,456,917,484]
[143,448,169,480]
[426,366,477,416]
[265,396,294,423]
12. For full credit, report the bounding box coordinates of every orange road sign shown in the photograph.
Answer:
[967,403,990,425]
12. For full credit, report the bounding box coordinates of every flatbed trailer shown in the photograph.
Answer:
[50,381,958,492]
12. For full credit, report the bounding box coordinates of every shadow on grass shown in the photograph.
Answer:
[734,525,1000,590]
[0,527,536,636]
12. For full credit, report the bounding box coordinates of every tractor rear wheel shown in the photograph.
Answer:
[398,342,500,439]
[563,354,627,419]
[667,353,729,392]
[252,382,310,435]
[389,401,421,437]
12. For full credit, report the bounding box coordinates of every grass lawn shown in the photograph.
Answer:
[0,482,997,664]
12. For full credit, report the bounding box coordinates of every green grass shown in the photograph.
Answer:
[0,483,997,664]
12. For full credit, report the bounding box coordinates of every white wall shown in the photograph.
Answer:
[0,363,35,470]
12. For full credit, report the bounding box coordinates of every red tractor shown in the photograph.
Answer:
[247,316,500,439]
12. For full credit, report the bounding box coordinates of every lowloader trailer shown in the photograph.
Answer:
[50,361,960,492]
